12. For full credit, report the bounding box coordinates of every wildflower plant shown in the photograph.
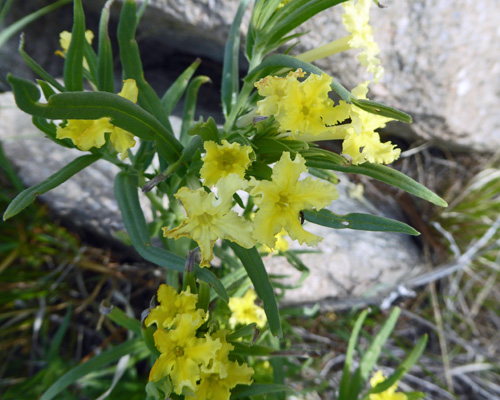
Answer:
[2,0,446,398]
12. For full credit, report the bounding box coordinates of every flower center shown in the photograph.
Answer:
[197,212,214,225]
[174,345,184,357]
[277,194,290,210]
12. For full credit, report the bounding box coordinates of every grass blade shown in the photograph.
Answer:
[338,309,368,398]
[40,338,146,400]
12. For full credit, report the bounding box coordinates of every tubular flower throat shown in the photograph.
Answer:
[342,81,400,165]
[369,370,408,400]
[200,140,253,187]
[342,0,384,82]
[255,69,350,139]
[149,313,222,394]
[228,289,267,329]
[163,174,256,268]
[145,285,202,329]
[250,152,338,249]
[56,79,138,159]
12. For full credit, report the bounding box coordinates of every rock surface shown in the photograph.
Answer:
[0,90,423,305]
[3,1,499,151]
[86,0,500,151]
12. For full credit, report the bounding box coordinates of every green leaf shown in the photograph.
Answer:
[180,75,211,144]
[117,0,174,133]
[7,75,183,164]
[361,335,428,400]
[47,305,72,362]
[303,209,420,236]
[231,383,291,399]
[3,154,100,220]
[348,307,401,399]
[105,306,141,335]
[229,243,282,337]
[64,0,86,91]
[305,159,448,207]
[0,0,71,49]
[114,173,228,300]
[227,323,257,341]
[40,338,146,400]
[114,173,185,271]
[18,34,66,92]
[338,309,368,399]
[352,98,412,124]
[187,117,219,142]
[161,58,201,115]
[255,0,346,55]
[97,0,114,93]
[222,0,252,118]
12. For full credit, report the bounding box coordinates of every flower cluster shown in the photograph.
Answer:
[342,0,384,83]
[146,284,254,399]
[369,370,408,400]
[163,142,339,266]
[255,70,400,165]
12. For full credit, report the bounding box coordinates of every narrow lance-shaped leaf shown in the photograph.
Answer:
[306,159,448,207]
[257,0,347,55]
[7,74,183,164]
[338,309,368,399]
[0,0,72,49]
[222,0,252,118]
[231,384,292,399]
[97,0,115,93]
[180,75,211,144]
[161,58,201,115]
[41,338,146,400]
[64,0,85,91]
[229,243,282,337]
[114,173,229,301]
[117,0,174,133]
[3,154,100,221]
[347,307,401,399]
[18,34,66,93]
[303,209,420,236]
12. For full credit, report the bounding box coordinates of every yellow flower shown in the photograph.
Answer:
[55,30,95,71]
[228,289,267,329]
[255,70,350,139]
[250,152,338,248]
[56,79,138,159]
[261,228,289,254]
[145,285,202,329]
[341,82,400,164]
[186,331,253,400]
[369,370,408,400]
[149,313,222,394]
[200,140,253,187]
[342,0,384,82]
[163,174,256,267]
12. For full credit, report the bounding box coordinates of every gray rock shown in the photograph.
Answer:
[0,90,423,305]
[93,0,500,152]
